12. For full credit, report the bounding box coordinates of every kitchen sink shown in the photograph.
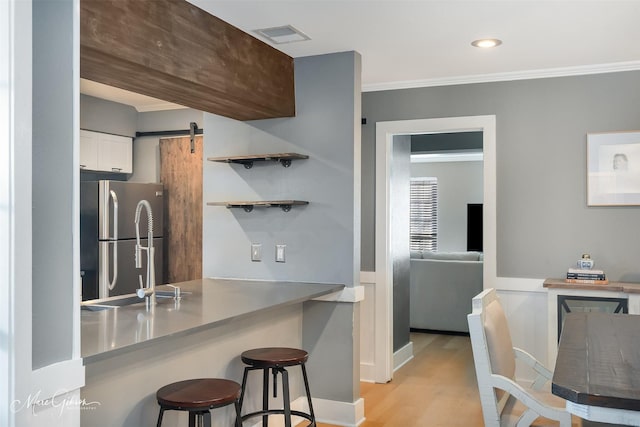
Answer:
[81,304,120,312]
[81,295,145,311]
[81,289,189,311]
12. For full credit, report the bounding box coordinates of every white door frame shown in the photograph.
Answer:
[1,2,13,423]
[2,1,36,425]
[374,115,497,383]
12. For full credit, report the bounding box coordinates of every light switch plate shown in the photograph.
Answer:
[276,244,286,263]
[251,244,262,262]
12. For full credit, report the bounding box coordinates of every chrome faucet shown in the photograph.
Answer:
[134,199,156,307]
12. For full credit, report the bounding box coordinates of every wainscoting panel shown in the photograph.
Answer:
[360,272,550,385]
[359,272,376,383]
[494,279,549,383]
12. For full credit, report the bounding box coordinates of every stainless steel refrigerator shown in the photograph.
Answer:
[80,180,164,300]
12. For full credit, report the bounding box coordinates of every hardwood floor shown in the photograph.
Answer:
[308,332,613,427]
[314,331,484,427]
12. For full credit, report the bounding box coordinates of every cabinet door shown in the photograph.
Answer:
[80,130,99,170]
[97,134,133,173]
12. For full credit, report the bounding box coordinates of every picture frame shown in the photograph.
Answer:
[587,131,640,206]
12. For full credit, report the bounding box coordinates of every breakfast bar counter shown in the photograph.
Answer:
[80,278,347,427]
[81,278,345,363]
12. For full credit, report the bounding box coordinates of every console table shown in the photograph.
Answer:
[543,279,640,365]
[552,312,640,426]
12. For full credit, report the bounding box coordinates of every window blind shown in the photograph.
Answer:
[410,177,438,251]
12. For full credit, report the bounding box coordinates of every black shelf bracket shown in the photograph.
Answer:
[208,153,308,169]
[207,200,308,213]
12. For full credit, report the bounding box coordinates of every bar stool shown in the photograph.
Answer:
[156,378,242,427]
[238,347,316,427]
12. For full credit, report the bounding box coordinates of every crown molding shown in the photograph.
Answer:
[362,61,640,92]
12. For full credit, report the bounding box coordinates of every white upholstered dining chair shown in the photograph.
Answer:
[467,288,572,427]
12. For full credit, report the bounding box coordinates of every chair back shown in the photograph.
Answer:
[468,288,516,427]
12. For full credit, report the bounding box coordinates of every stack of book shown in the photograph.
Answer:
[566,268,608,284]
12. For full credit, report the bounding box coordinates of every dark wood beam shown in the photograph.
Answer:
[81,0,295,121]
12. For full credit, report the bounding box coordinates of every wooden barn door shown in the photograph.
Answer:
[160,135,203,283]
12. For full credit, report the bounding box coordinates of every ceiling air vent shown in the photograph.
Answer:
[254,25,310,44]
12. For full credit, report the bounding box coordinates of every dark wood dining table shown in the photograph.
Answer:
[552,312,640,426]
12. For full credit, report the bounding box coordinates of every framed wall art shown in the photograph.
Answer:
[587,131,640,206]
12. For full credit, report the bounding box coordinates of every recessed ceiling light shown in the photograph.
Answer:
[471,38,502,48]
[254,25,311,44]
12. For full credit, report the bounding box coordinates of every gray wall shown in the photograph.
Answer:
[391,135,410,351]
[137,108,203,133]
[131,108,203,183]
[303,300,361,402]
[32,0,74,369]
[362,71,640,281]
[80,94,138,137]
[411,161,484,252]
[202,51,361,401]
[203,52,360,286]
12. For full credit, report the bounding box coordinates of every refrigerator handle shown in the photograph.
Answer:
[108,190,119,291]
[110,189,118,241]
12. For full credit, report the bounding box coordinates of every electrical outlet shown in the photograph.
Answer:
[276,244,286,263]
[251,244,262,262]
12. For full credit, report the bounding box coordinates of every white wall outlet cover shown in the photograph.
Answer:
[251,243,262,262]
[276,244,286,262]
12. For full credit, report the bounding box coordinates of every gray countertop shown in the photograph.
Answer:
[81,278,344,363]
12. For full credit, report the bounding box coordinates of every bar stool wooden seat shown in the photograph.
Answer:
[156,378,242,427]
[239,347,316,427]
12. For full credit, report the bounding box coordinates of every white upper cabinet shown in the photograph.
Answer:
[80,130,99,170]
[97,133,133,173]
[80,129,133,174]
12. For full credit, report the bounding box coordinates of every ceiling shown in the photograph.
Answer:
[80,79,187,112]
[82,0,640,111]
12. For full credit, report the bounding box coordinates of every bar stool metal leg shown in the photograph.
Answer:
[234,400,242,427]
[280,368,292,427]
[201,410,212,427]
[301,363,316,425]
[238,367,250,411]
[262,367,270,427]
[156,407,166,427]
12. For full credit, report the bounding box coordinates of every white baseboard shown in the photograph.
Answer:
[313,397,365,427]
[393,341,413,372]
[245,396,365,427]
[359,362,375,383]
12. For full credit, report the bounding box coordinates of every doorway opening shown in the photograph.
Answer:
[373,115,497,383]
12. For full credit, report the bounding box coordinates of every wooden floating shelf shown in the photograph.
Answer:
[207,153,309,169]
[207,200,309,212]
